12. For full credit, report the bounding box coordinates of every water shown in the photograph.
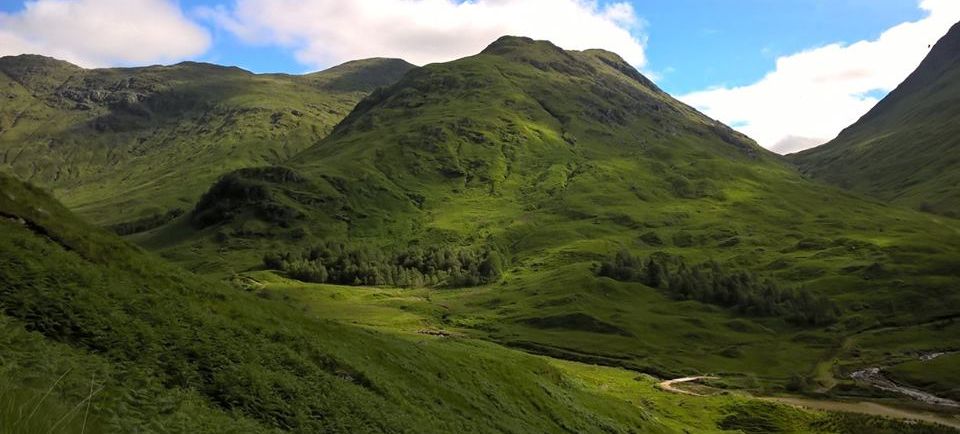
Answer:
[850,367,959,407]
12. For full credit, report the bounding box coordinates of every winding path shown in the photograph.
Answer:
[765,397,960,430]
[657,376,718,396]
[656,375,960,430]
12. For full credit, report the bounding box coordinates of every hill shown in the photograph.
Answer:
[11,172,952,433]
[0,54,415,227]
[789,21,960,217]
[142,35,960,400]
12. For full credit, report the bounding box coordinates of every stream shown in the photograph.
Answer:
[850,352,959,408]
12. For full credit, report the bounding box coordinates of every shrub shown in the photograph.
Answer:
[598,251,840,326]
[265,241,505,288]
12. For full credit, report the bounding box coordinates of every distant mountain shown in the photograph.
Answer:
[149,36,960,392]
[790,21,960,217]
[0,54,415,226]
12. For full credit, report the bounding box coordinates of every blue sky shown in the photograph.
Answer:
[639,0,925,94]
[0,0,923,92]
[1,0,957,152]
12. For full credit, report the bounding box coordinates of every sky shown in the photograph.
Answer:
[1,0,958,153]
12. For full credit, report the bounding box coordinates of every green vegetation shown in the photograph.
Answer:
[4,32,960,431]
[0,173,664,432]
[0,54,415,226]
[715,400,955,434]
[0,171,956,433]
[887,353,960,401]
[0,381,103,434]
[106,207,184,235]
[790,22,960,217]
[190,166,320,229]
[598,250,839,325]
[265,241,503,287]
[9,172,953,432]
[141,36,960,398]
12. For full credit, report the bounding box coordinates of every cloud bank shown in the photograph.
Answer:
[680,0,960,154]
[202,0,647,68]
[0,0,211,68]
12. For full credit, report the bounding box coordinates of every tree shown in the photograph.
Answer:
[479,251,504,282]
[645,258,664,288]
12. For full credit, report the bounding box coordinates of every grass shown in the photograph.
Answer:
[256,270,960,433]
[0,172,705,433]
[887,353,960,401]
[3,35,960,431]
[789,22,960,217]
[2,172,958,432]
[0,54,414,226]
[127,36,960,398]
[0,371,104,434]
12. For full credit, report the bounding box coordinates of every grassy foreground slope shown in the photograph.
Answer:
[0,172,665,432]
[1,173,953,433]
[790,21,960,217]
[155,37,960,393]
[0,54,414,226]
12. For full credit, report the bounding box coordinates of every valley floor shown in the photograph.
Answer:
[249,271,960,432]
[765,397,960,430]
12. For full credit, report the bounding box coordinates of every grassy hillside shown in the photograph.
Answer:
[140,36,960,401]
[0,54,414,226]
[11,173,955,433]
[0,171,665,433]
[789,21,960,217]
[5,172,958,432]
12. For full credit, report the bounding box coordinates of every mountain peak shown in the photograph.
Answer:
[481,35,566,56]
[885,20,960,100]
[0,54,84,92]
[0,53,82,70]
[166,60,252,74]
[306,57,417,92]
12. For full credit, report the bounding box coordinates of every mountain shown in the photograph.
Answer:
[142,35,960,399]
[789,21,960,217]
[0,54,415,227]
[3,35,960,431]
[9,172,943,434]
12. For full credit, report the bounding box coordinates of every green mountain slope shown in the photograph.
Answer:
[148,36,960,398]
[0,54,414,226]
[0,173,666,433]
[4,172,955,433]
[789,21,960,217]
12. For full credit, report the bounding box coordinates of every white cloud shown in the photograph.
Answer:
[0,0,211,68]
[680,0,960,154]
[201,0,647,68]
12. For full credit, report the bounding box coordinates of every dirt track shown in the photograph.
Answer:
[765,396,960,430]
[657,376,718,396]
[657,376,960,429]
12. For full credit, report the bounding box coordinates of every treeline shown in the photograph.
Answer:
[264,241,504,288]
[598,250,839,326]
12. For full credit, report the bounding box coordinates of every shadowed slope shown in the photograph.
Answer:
[790,22,960,217]
[0,55,415,226]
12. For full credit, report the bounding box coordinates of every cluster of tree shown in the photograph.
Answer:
[598,250,839,326]
[264,241,504,288]
[191,166,308,229]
